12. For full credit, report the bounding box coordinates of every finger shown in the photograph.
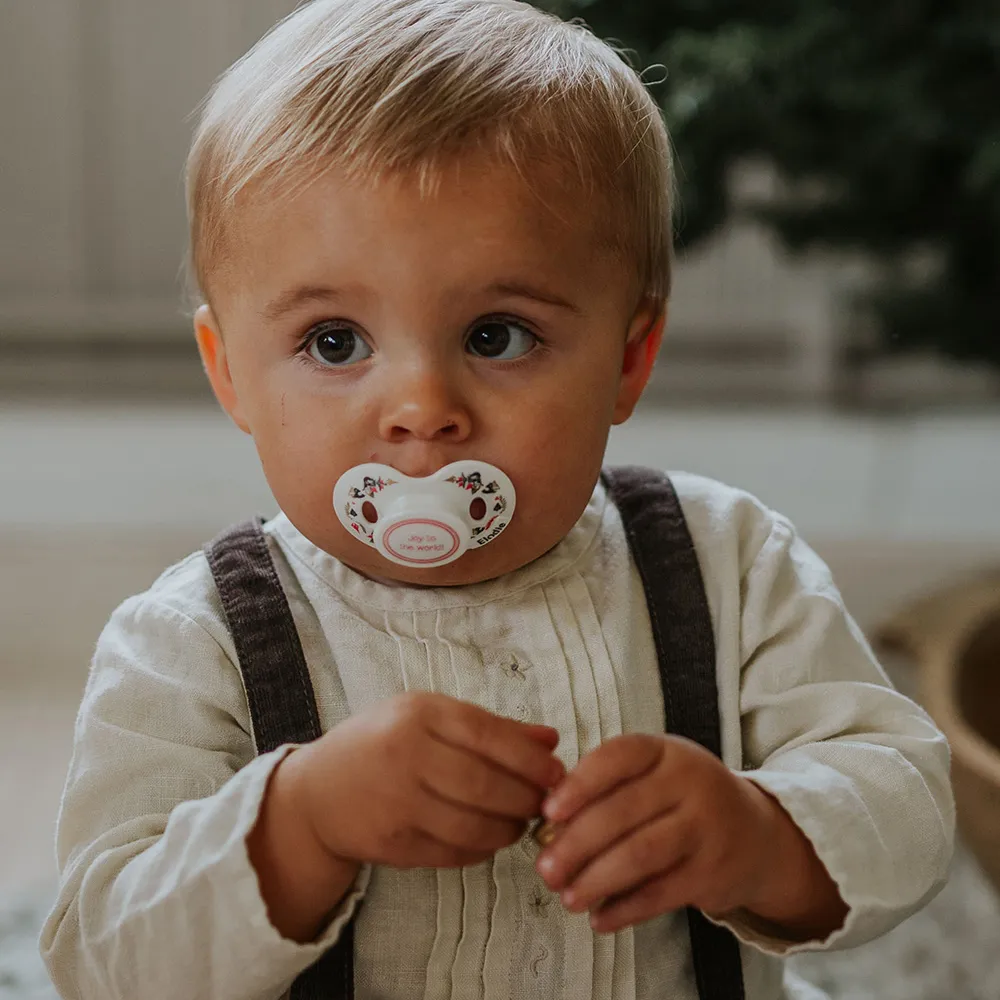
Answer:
[416,794,526,854]
[402,829,496,869]
[419,738,544,820]
[543,734,661,823]
[537,777,675,890]
[588,867,694,934]
[558,811,692,913]
[522,724,560,748]
[430,702,565,791]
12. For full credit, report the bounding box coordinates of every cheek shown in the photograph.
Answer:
[503,369,618,532]
[242,377,346,506]
[237,359,329,447]
[222,346,283,431]
[518,356,620,453]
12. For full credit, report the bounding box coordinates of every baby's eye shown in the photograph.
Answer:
[466,318,537,361]
[306,323,373,367]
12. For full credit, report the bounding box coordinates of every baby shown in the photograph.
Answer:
[40,1,954,998]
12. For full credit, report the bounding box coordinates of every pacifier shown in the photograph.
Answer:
[333,460,516,568]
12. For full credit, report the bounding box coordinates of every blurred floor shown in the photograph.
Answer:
[2,400,1000,894]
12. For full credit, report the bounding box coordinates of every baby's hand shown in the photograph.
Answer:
[290,691,564,870]
[535,734,845,937]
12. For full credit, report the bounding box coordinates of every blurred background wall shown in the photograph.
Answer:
[1,0,999,960]
[3,1,999,405]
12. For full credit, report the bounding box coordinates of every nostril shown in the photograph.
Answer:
[470,498,487,521]
[385,421,462,442]
[362,501,378,523]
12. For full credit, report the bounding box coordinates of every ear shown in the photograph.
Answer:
[193,305,251,434]
[612,298,666,424]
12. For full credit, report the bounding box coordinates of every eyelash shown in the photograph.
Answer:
[293,315,546,370]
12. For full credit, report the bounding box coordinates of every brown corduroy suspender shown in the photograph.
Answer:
[602,467,746,1000]
[205,466,746,1000]
[204,520,353,1000]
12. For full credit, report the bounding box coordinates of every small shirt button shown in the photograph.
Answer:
[528,889,551,917]
[501,656,531,680]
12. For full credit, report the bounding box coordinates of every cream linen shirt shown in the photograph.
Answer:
[40,473,954,1000]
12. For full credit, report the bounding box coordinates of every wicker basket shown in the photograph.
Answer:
[876,576,1000,893]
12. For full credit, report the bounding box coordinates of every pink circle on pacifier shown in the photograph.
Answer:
[382,518,462,565]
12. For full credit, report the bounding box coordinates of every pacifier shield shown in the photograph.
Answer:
[333,460,516,568]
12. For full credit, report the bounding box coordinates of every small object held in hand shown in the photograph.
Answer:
[533,820,561,847]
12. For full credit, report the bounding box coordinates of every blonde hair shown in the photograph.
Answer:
[185,0,674,308]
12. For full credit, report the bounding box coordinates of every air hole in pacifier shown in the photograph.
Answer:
[470,498,487,521]
[362,501,378,523]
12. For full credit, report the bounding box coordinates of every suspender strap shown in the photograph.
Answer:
[205,519,354,1000]
[205,518,321,753]
[603,467,746,1000]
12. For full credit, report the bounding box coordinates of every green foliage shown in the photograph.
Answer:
[534,0,1000,365]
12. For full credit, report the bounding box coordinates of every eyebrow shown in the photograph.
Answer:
[261,285,344,322]
[261,279,582,322]
[486,281,582,315]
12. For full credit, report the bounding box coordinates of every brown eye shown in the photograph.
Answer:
[307,324,372,367]
[467,319,536,360]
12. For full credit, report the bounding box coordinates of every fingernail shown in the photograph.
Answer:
[537,855,555,875]
[542,796,562,820]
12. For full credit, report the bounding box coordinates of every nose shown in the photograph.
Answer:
[377,366,473,444]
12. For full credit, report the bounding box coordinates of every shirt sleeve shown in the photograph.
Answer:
[711,507,955,956]
[39,591,371,1000]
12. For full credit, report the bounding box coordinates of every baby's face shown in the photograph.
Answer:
[196,156,661,585]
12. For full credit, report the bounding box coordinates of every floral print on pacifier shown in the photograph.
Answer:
[333,460,516,568]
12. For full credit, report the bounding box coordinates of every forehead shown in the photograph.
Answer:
[211,154,628,306]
